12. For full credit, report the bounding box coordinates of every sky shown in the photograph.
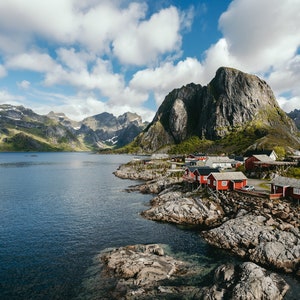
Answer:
[0,0,299,122]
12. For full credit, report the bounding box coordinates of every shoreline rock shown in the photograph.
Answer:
[141,186,225,227]
[98,244,290,299]
[98,244,199,299]
[200,262,289,300]
[201,212,300,275]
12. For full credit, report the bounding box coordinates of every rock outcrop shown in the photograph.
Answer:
[134,67,300,153]
[199,262,289,300]
[98,244,289,299]
[142,188,224,227]
[98,244,195,299]
[201,212,300,275]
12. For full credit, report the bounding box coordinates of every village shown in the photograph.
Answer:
[155,149,300,204]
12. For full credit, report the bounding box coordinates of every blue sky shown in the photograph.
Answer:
[0,0,299,121]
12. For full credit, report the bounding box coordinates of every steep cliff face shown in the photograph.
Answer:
[136,67,300,153]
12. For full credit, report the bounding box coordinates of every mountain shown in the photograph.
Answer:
[287,109,300,130]
[76,112,147,149]
[0,104,86,151]
[129,67,300,154]
[0,104,147,151]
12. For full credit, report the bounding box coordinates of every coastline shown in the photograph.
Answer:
[106,159,300,299]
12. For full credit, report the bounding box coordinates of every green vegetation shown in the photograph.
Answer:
[168,136,213,154]
[273,146,286,160]
[214,125,267,154]
[0,133,60,152]
[113,139,142,154]
[286,167,300,179]
[0,130,86,152]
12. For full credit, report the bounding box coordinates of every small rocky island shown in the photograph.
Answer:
[108,159,300,299]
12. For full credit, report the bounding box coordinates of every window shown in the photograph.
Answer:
[293,188,300,195]
[204,176,208,180]
[213,180,216,186]
[207,179,210,184]
[221,181,227,186]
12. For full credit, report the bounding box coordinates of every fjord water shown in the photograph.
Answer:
[0,153,298,299]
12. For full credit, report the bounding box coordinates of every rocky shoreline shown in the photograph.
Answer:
[98,244,290,299]
[110,160,300,298]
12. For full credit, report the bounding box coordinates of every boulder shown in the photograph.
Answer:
[199,262,289,300]
[142,191,224,226]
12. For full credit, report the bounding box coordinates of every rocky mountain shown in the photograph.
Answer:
[131,67,300,154]
[0,104,86,151]
[0,104,147,151]
[288,109,300,130]
[76,112,147,149]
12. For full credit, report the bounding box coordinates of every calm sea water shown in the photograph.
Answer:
[0,152,299,299]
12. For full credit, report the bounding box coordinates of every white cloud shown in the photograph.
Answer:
[0,1,184,67]
[130,57,204,106]
[267,55,300,96]
[56,48,95,72]
[6,51,58,73]
[277,96,300,113]
[113,6,182,65]
[17,80,31,89]
[0,64,6,77]
[0,90,24,105]
[218,0,300,72]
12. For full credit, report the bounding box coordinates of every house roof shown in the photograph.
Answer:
[205,156,235,167]
[185,166,198,173]
[244,150,276,157]
[194,167,220,176]
[271,176,300,188]
[252,154,275,163]
[209,171,247,181]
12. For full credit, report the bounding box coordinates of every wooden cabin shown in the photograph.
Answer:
[271,176,300,201]
[245,154,275,171]
[207,172,247,191]
[193,167,220,185]
[183,166,198,182]
[205,156,235,169]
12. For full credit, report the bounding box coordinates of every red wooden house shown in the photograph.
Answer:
[193,167,220,185]
[271,176,300,201]
[207,172,247,191]
[245,155,275,171]
[183,166,198,182]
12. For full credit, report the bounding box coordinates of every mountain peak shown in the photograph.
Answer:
[133,67,300,154]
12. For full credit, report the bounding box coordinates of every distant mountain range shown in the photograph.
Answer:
[0,104,148,151]
[1,67,299,154]
[124,67,300,155]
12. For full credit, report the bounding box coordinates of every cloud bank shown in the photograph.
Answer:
[0,0,299,121]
